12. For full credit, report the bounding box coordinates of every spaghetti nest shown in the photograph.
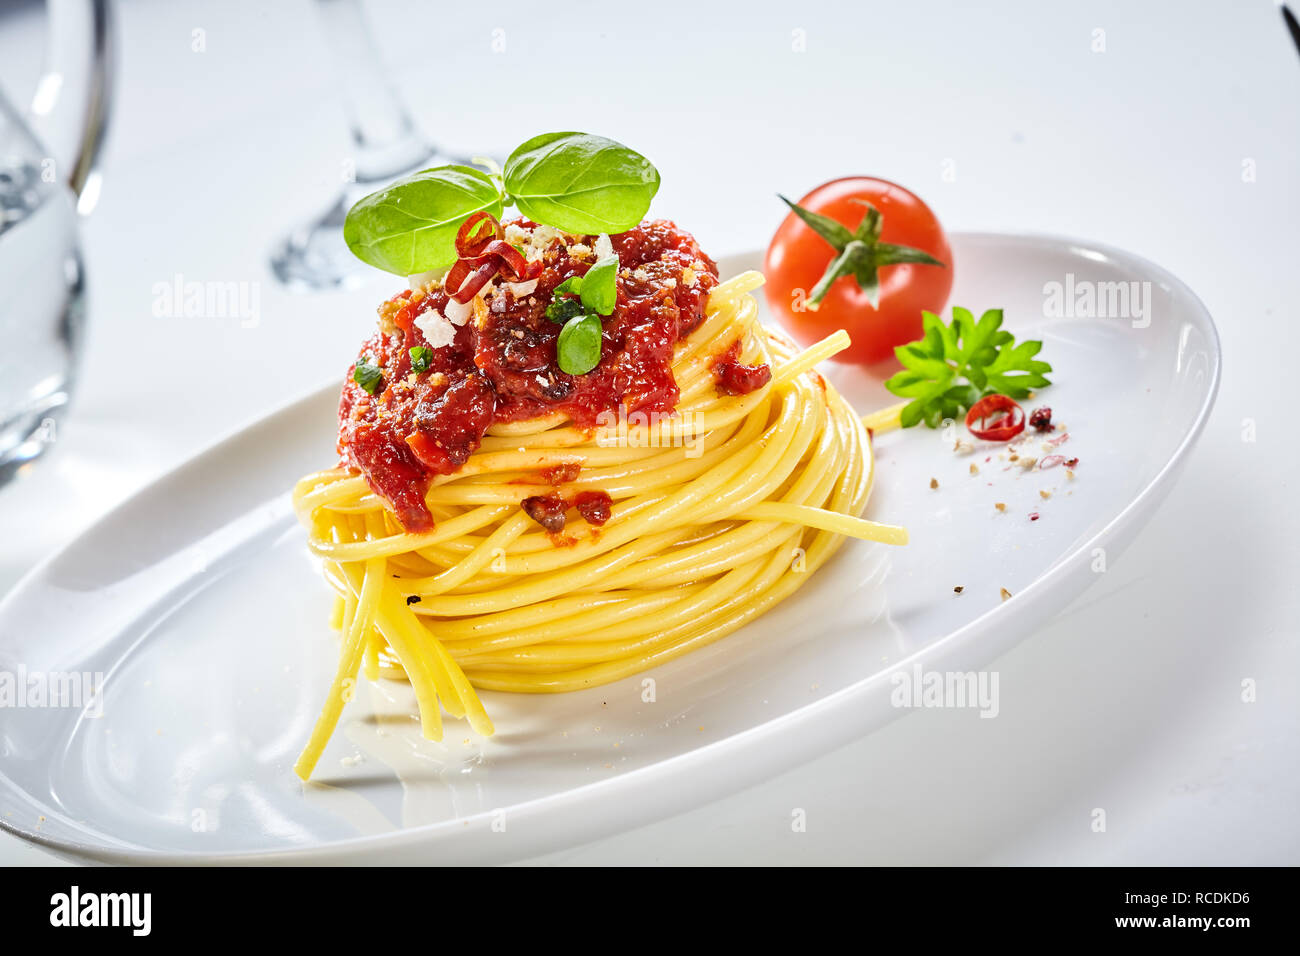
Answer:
[290,271,906,779]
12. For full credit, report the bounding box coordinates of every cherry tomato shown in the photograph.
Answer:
[764,177,953,365]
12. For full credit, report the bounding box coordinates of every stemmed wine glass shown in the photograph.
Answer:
[270,0,474,291]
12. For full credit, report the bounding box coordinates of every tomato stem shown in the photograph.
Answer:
[779,195,946,309]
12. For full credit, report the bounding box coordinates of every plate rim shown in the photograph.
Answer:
[0,230,1222,864]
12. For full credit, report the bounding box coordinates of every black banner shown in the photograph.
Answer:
[7,866,1283,941]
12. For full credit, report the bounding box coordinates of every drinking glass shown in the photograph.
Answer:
[0,0,113,486]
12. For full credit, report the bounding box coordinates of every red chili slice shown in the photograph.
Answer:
[447,260,500,303]
[445,212,544,302]
[456,211,503,257]
[481,240,529,280]
[965,394,1026,442]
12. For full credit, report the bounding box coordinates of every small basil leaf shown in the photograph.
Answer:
[353,361,383,394]
[545,297,585,324]
[343,165,504,276]
[556,313,603,375]
[408,346,433,372]
[579,256,618,316]
[552,275,583,298]
[504,132,660,234]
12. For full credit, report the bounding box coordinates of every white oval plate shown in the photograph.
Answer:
[0,234,1219,864]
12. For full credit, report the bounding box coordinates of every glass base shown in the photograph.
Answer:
[270,149,487,293]
[0,395,69,488]
[269,192,363,292]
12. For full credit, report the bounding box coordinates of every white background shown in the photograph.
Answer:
[0,0,1296,864]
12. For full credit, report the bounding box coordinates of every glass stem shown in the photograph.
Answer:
[314,0,433,184]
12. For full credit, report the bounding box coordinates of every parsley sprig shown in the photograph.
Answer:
[885,307,1052,428]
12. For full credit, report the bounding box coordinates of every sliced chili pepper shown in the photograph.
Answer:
[456,211,503,256]
[447,259,501,303]
[446,212,545,303]
[965,394,1025,442]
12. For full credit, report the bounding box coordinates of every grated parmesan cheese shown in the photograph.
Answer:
[443,296,474,326]
[506,278,539,297]
[522,224,567,261]
[413,309,456,349]
[407,267,447,292]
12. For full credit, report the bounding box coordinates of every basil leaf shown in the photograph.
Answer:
[556,313,603,375]
[504,132,660,234]
[579,256,618,316]
[545,297,584,324]
[408,346,433,372]
[353,361,383,394]
[552,275,583,298]
[343,165,504,276]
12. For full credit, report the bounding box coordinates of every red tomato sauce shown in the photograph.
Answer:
[337,218,719,531]
[574,490,613,527]
[712,340,772,396]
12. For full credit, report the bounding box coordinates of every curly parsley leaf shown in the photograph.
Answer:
[884,308,1052,428]
[981,338,1052,399]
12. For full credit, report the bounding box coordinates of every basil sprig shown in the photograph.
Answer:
[545,257,618,322]
[545,255,619,374]
[343,133,659,277]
